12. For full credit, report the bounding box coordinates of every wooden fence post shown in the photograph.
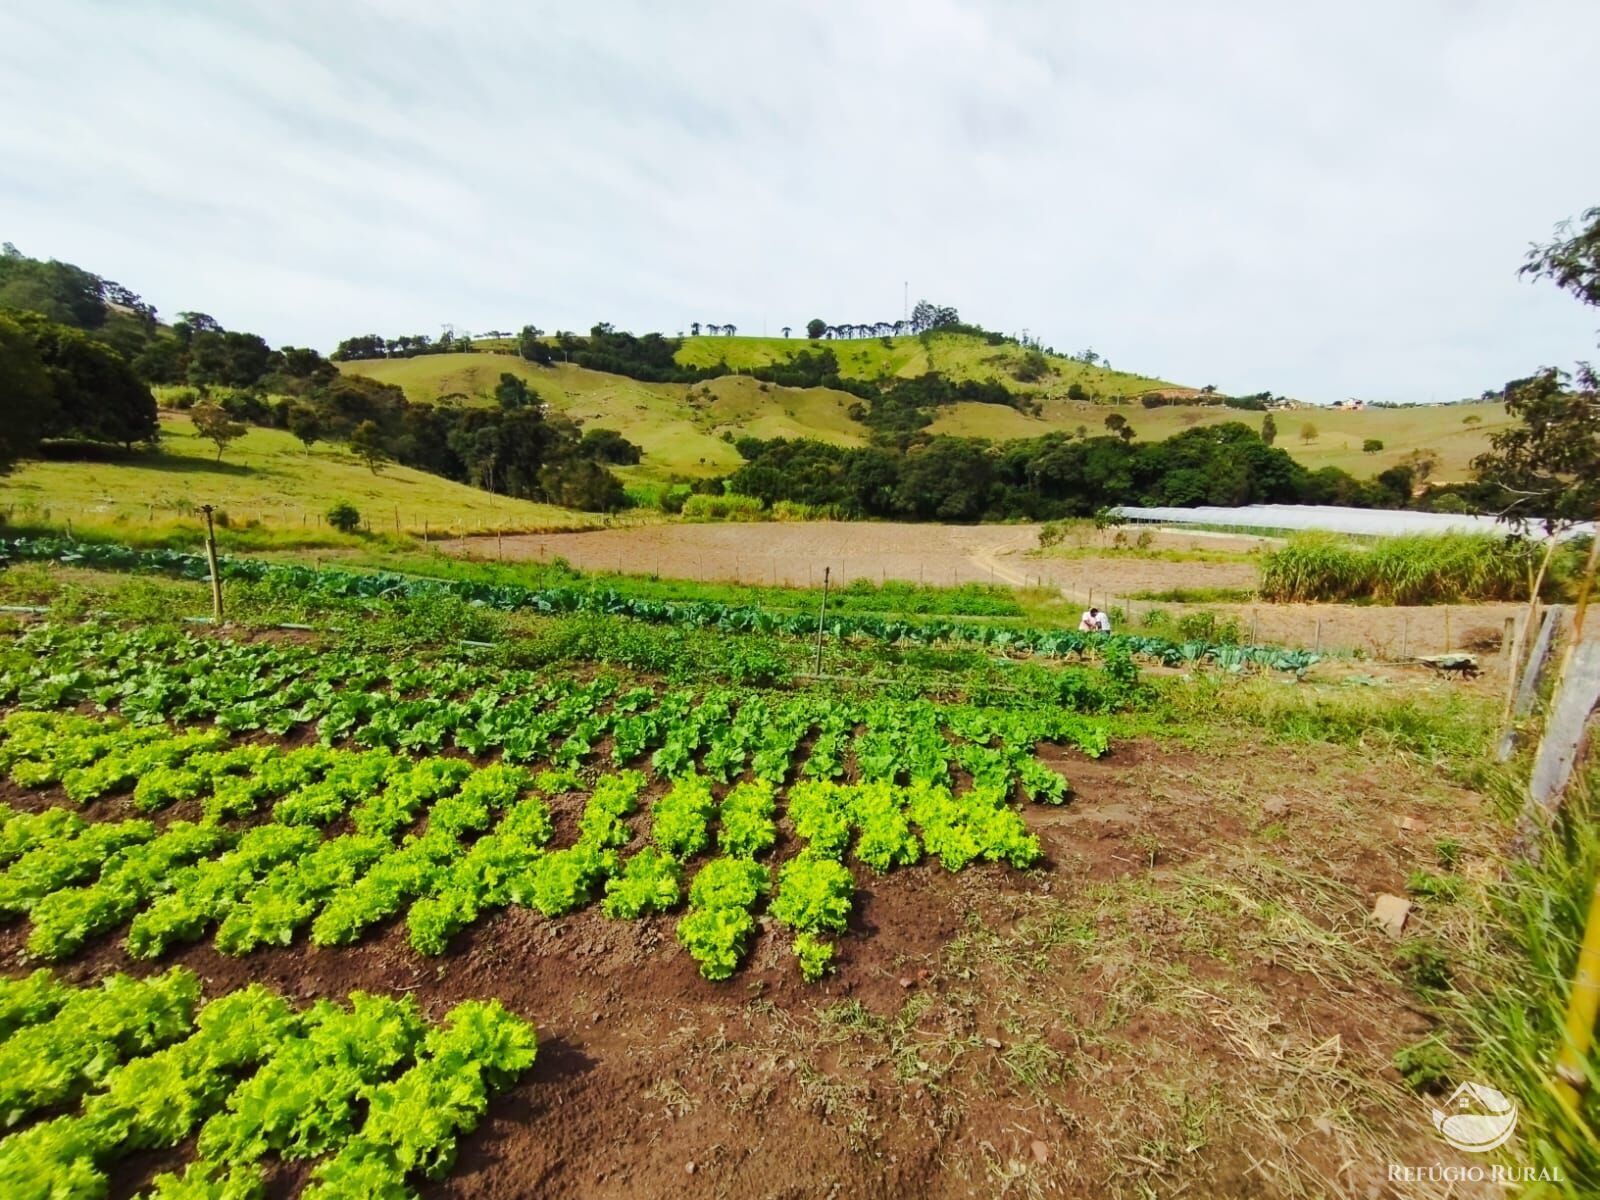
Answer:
[1515,636,1600,861]
[201,504,223,625]
[814,567,830,675]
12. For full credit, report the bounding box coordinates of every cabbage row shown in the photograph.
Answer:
[0,967,537,1200]
[0,624,1107,796]
[0,536,1319,671]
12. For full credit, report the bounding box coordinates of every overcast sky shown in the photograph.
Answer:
[4,1,1597,403]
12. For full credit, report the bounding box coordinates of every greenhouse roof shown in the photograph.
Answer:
[1108,504,1592,540]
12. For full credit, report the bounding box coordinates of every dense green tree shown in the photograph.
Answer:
[286,403,323,453]
[0,313,54,471]
[349,420,389,474]
[540,458,627,511]
[1363,438,1384,453]
[331,334,387,361]
[326,500,361,533]
[1261,412,1277,445]
[1473,366,1600,530]
[187,329,271,388]
[518,325,552,364]
[494,372,538,411]
[806,318,826,340]
[132,336,186,385]
[9,312,157,447]
[0,245,107,328]
[580,428,642,464]
[1012,350,1050,383]
[894,438,993,520]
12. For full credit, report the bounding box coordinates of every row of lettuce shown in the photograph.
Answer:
[0,536,1320,671]
[0,623,1102,797]
[1,712,1049,981]
[0,967,537,1200]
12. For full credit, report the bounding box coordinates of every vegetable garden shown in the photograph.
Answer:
[0,602,1113,1195]
[0,537,1321,671]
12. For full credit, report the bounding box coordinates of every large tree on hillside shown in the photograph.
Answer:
[806,318,826,340]
[0,313,54,471]
[349,420,389,474]
[9,311,157,447]
[191,402,246,462]
[286,402,323,453]
[0,244,108,329]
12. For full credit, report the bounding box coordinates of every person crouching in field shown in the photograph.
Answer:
[1079,607,1110,633]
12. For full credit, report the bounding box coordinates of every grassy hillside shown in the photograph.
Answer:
[1,416,598,535]
[344,355,865,480]
[674,331,1171,400]
[345,342,1508,485]
[929,397,1511,480]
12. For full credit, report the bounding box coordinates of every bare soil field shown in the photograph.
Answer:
[1,724,1501,1199]
[442,522,1528,661]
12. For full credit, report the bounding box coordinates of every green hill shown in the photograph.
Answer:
[342,339,1509,484]
[1,416,598,535]
[341,355,867,481]
[672,332,1172,400]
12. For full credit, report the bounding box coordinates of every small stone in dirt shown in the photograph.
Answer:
[1262,797,1289,817]
[685,1161,696,1175]
[1372,894,1412,939]
[984,1037,1002,1049]
[1399,816,1425,833]
[917,969,931,982]
[591,1011,602,1024]
[1312,1116,1334,1135]
[1030,1139,1050,1164]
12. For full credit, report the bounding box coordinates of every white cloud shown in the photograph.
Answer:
[2,0,1596,400]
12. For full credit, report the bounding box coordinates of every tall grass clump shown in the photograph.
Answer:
[1367,533,1538,604]
[1454,770,1600,1194]
[1260,532,1544,604]
[1256,533,1370,602]
[680,493,765,521]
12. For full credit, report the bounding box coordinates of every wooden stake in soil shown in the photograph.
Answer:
[1444,610,1452,654]
[201,504,223,625]
[814,566,830,675]
[1516,635,1600,860]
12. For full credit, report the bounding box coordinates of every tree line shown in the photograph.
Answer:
[237,372,638,511]
[722,423,1441,522]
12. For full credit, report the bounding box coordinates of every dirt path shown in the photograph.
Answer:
[439,522,1247,591]
[439,522,1526,660]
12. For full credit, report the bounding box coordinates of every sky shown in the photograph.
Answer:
[3,1,1597,404]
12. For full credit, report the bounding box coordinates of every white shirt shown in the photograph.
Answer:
[1079,611,1100,632]
[1096,611,1112,632]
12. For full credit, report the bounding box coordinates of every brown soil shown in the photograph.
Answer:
[439,522,1530,661]
[1,736,1499,1199]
